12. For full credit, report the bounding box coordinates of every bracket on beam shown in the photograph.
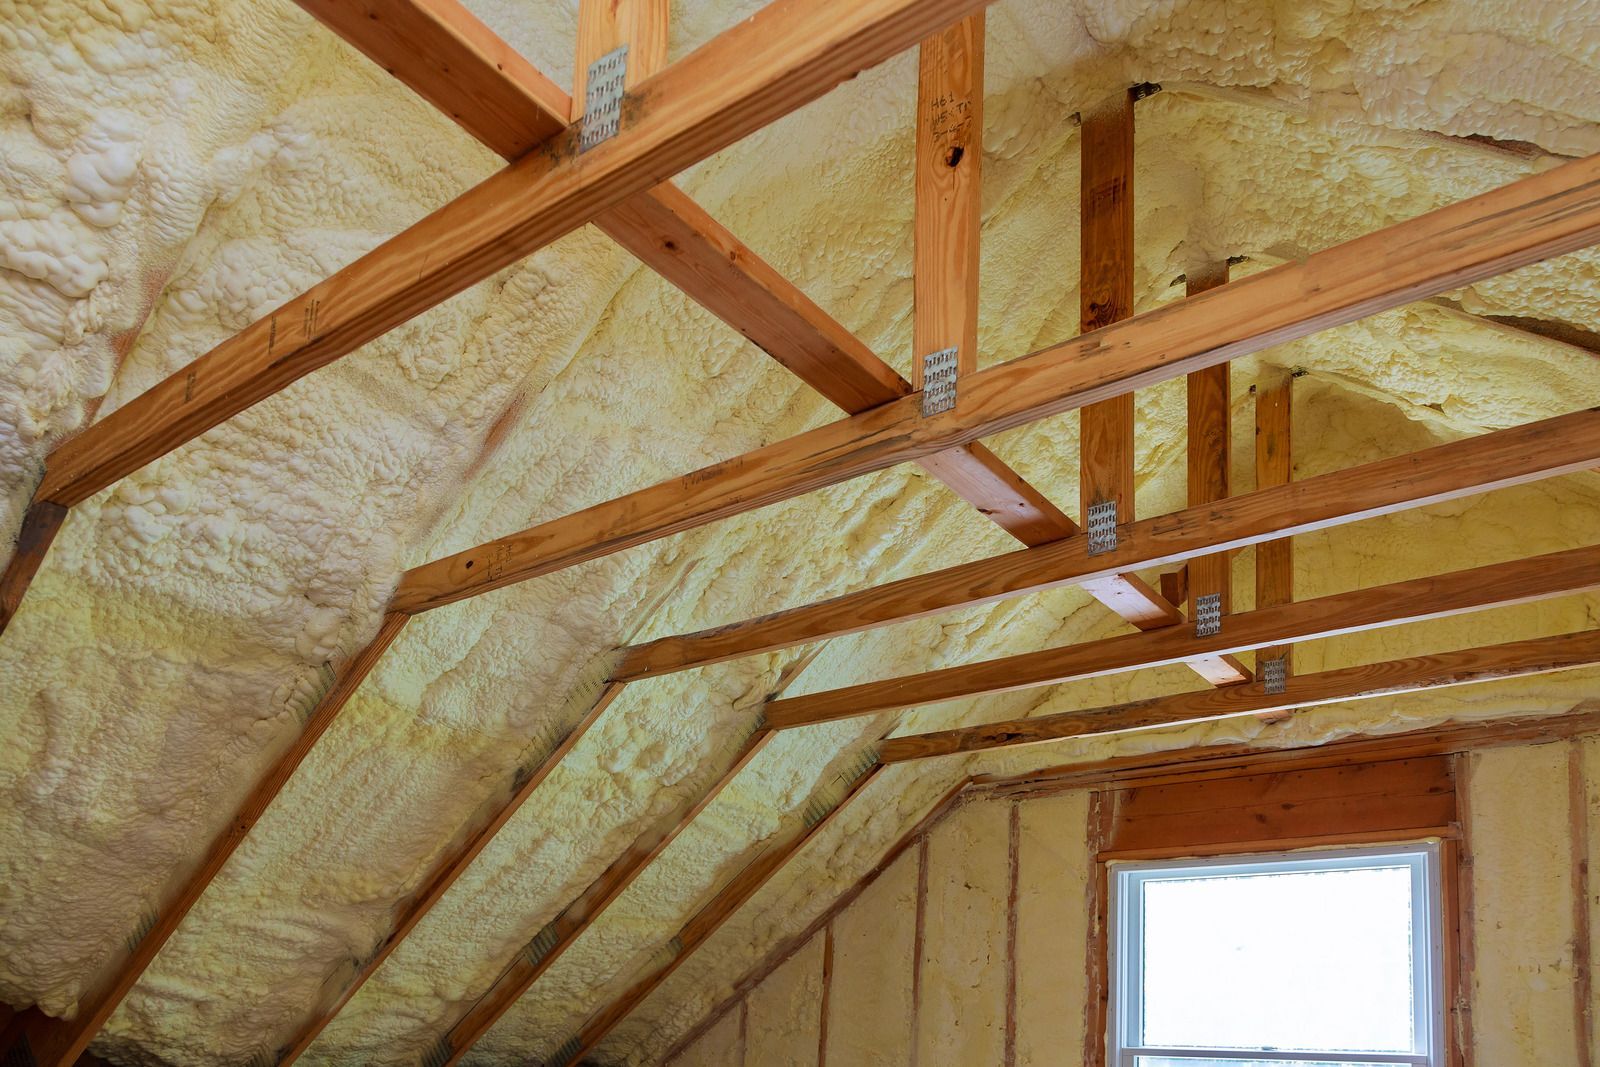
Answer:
[920,347,958,415]
[1086,499,1118,555]
[581,44,628,151]
[1261,656,1288,695]
[1194,592,1222,638]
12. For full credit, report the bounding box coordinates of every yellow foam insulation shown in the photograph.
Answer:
[1,0,1599,1064]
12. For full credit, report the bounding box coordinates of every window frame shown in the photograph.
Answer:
[1107,842,1446,1067]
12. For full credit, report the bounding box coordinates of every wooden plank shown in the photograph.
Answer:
[550,764,886,1066]
[0,612,412,1067]
[274,679,629,1064]
[612,408,1600,680]
[1078,92,1137,522]
[1101,757,1456,855]
[389,153,1600,613]
[1185,262,1232,616]
[913,13,984,381]
[0,500,66,634]
[764,543,1600,727]
[1255,365,1295,669]
[881,628,1600,762]
[5,0,994,621]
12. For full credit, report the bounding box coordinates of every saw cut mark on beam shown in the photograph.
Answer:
[612,408,1600,680]
[389,148,1600,616]
[548,758,886,1066]
[762,543,1600,727]
[880,628,1600,761]
[0,0,998,633]
[0,611,411,1067]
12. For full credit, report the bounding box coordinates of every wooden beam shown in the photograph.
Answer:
[313,1,1077,551]
[387,151,1600,615]
[549,760,885,1066]
[0,0,997,632]
[274,680,628,1064]
[612,408,1600,680]
[1072,91,1247,681]
[1185,262,1232,618]
[913,13,983,381]
[1254,365,1295,671]
[763,543,1600,727]
[1078,91,1137,524]
[0,612,411,1067]
[881,628,1600,761]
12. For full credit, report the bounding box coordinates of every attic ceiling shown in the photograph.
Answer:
[2,0,1600,1065]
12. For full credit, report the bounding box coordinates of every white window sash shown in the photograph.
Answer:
[1107,843,1445,1067]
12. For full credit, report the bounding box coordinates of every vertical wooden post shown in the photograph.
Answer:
[1254,365,1294,670]
[1185,262,1232,619]
[913,13,984,385]
[1078,92,1136,523]
[571,0,669,114]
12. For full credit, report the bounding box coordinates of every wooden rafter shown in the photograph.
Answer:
[880,628,1600,761]
[613,408,1600,679]
[0,0,998,635]
[389,153,1600,613]
[761,543,1600,727]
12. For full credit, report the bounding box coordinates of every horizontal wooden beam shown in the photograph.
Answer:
[0,0,994,634]
[550,760,885,1066]
[613,408,1600,680]
[0,612,411,1067]
[389,154,1600,613]
[883,628,1600,761]
[763,543,1600,727]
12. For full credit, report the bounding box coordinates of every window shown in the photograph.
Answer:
[1108,844,1443,1067]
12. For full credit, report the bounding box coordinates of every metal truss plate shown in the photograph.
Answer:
[1086,499,1118,555]
[1262,656,1288,695]
[921,347,959,416]
[581,45,628,152]
[1194,592,1223,638]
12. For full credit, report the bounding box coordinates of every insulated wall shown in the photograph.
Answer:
[664,734,1600,1066]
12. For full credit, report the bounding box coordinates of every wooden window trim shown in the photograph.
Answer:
[1086,753,1467,1067]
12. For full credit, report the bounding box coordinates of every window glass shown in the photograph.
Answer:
[1111,846,1440,1067]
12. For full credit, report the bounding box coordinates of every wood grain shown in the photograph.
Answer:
[0,612,412,1067]
[392,153,1600,612]
[1185,263,1232,616]
[881,628,1600,761]
[1254,365,1295,669]
[0,500,66,636]
[1078,92,1136,519]
[914,13,984,380]
[765,543,1600,727]
[613,407,1600,680]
